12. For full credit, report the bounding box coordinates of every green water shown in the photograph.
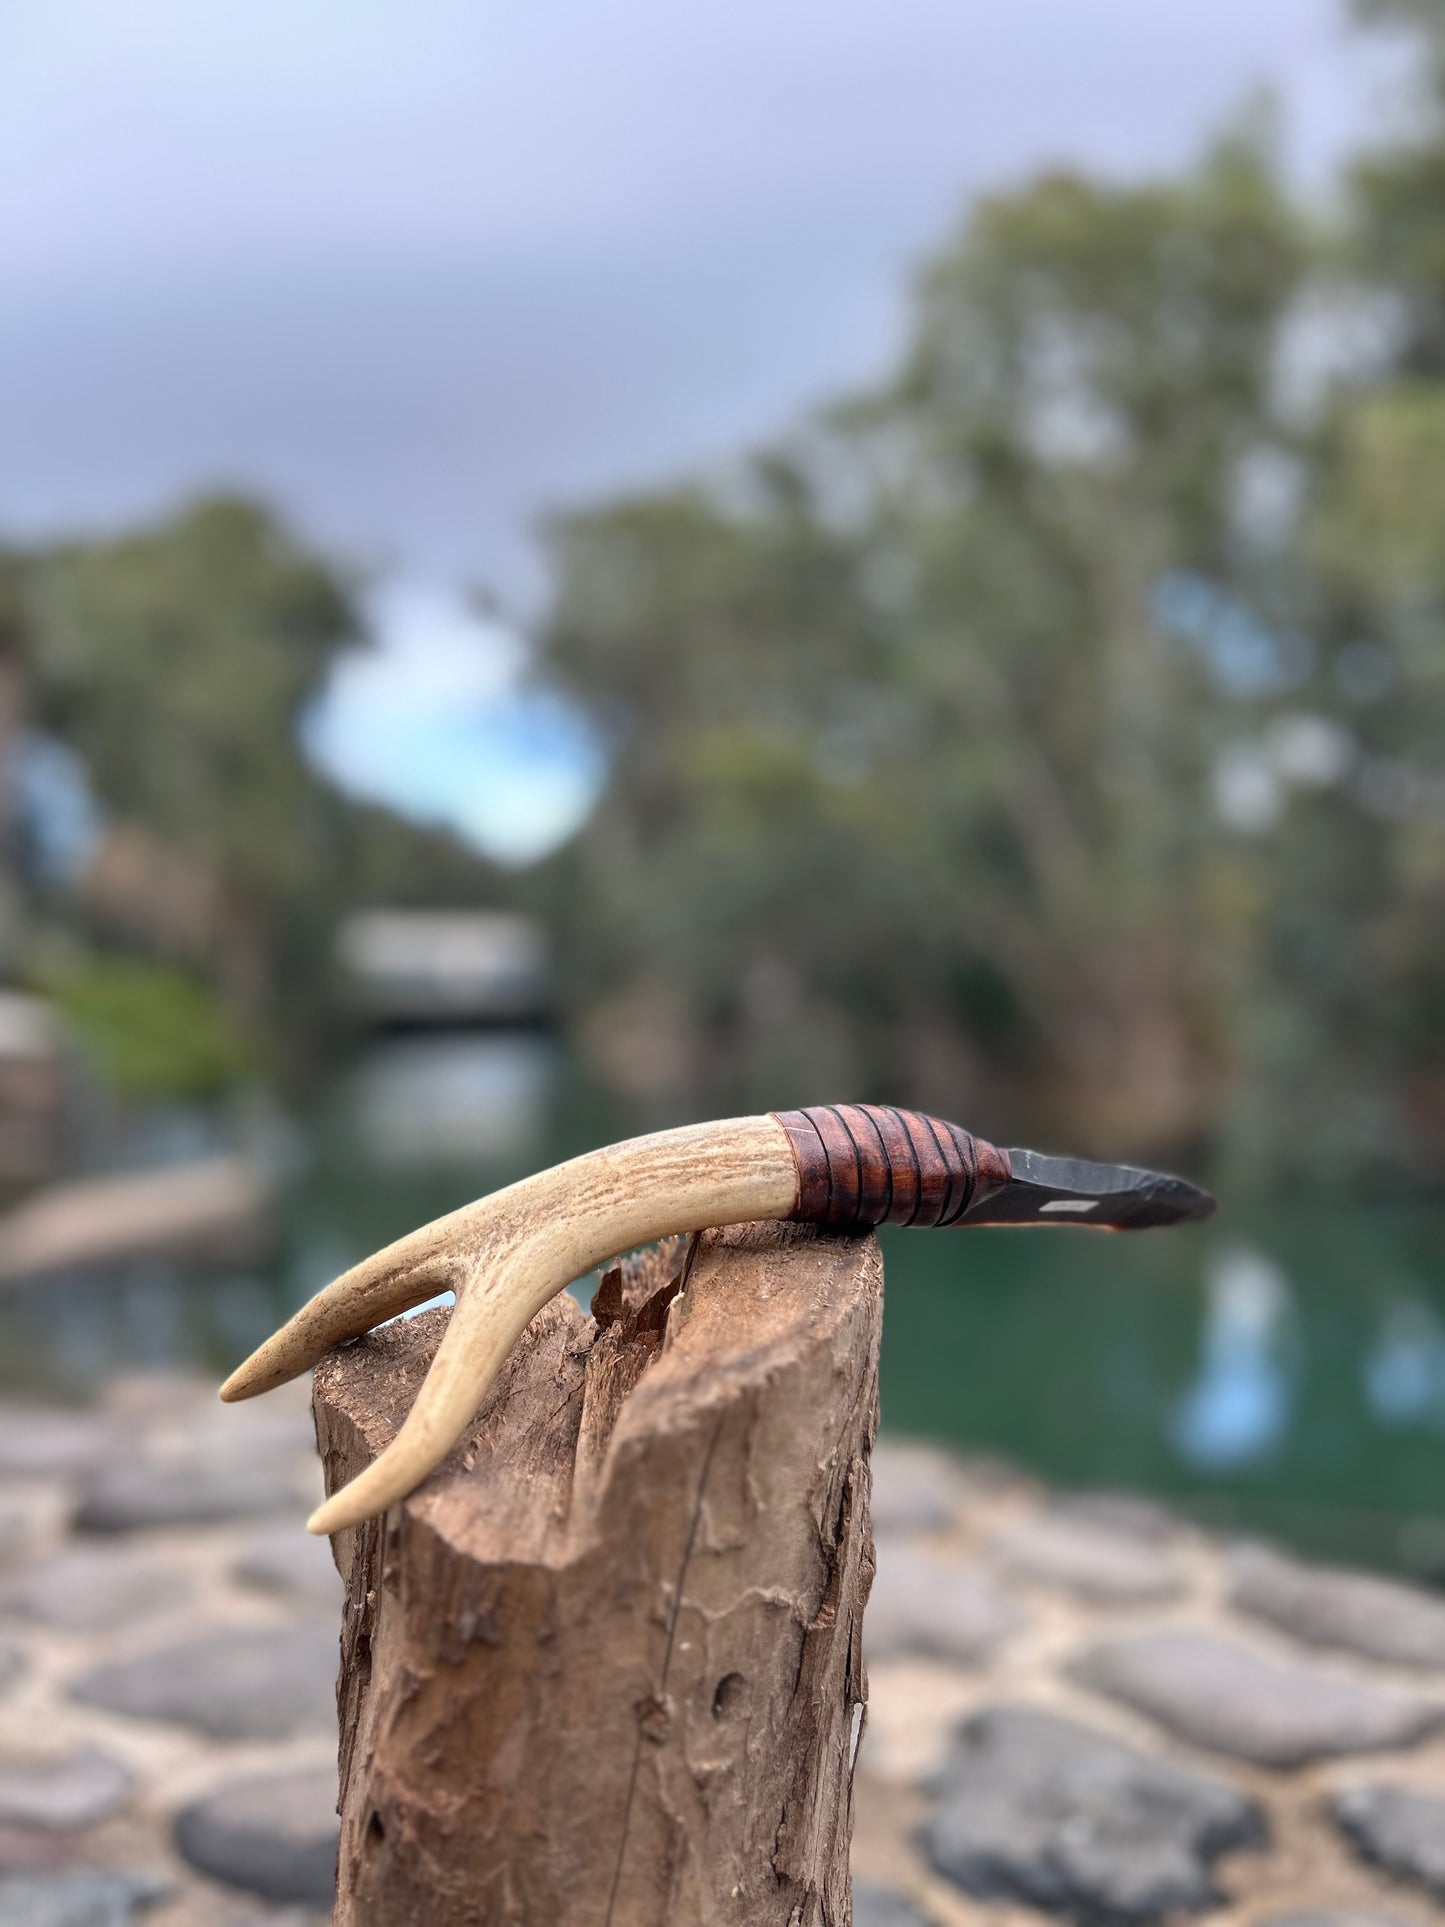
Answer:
[3,1044,1442,1577]
[877,1206,1445,1574]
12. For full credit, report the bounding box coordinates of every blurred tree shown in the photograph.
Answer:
[10,498,500,1090]
[1352,0,1445,372]
[1224,0,1445,1182]
[536,121,1307,1163]
[535,49,1445,1184]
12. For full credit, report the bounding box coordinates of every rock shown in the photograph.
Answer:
[99,1370,314,1454]
[232,1526,341,1607]
[0,1639,24,1693]
[0,1157,272,1284]
[70,1625,337,1740]
[0,1408,111,1478]
[1333,1783,1445,1899]
[922,1705,1264,1920]
[0,1547,182,1632]
[0,1832,74,1875]
[0,1506,34,1563]
[174,1767,337,1905]
[1000,1511,1184,1600]
[950,1453,1039,1499]
[0,1746,130,1829]
[1072,1630,1445,1767]
[866,1545,1019,1663]
[870,1439,959,1536]
[0,1873,165,1925]
[1262,1915,1411,1927]
[1231,1542,1445,1669]
[853,1883,930,1926]
[1048,1490,1183,1545]
[72,1453,309,1533]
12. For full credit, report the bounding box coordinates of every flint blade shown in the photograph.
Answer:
[963,1148,1217,1230]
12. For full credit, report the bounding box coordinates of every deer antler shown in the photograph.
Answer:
[221,1116,798,1534]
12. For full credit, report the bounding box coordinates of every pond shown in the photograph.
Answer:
[3,1032,1443,1579]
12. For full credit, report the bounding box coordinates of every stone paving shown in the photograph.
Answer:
[854,1444,1445,1927]
[0,1375,336,1926]
[0,1378,1442,1924]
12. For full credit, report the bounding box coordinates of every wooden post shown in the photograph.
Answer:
[313,1220,882,1926]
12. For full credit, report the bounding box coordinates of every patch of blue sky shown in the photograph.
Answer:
[303,579,604,868]
[12,731,104,885]
[1152,570,1315,697]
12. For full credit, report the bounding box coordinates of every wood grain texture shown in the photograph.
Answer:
[314,1220,882,1926]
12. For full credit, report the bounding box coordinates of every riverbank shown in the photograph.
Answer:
[0,1378,1443,1923]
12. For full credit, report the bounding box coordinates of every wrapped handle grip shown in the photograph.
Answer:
[772,1104,1011,1231]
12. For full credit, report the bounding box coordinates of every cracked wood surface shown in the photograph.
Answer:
[313,1220,883,1926]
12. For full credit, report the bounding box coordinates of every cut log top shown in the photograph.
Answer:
[314,1220,883,1927]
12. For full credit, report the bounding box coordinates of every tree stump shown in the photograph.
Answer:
[312,1219,882,1926]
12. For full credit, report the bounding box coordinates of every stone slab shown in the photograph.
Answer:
[0,1873,165,1925]
[922,1704,1264,1921]
[72,1455,307,1533]
[1231,1543,1445,1669]
[174,1767,337,1905]
[0,1547,182,1632]
[1049,1490,1183,1545]
[0,1745,130,1829]
[1262,1915,1412,1927]
[1000,1511,1184,1600]
[853,1882,931,1927]
[870,1440,960,1536]
[231,1526,342,1607]
[70,1625,337,1741]
[866,1545,1019,1664]
[1333,1784,1445,1899]
[0,1506,34,1564]
[0,1409,112,1479]
[1072,1630,1445,1767]
[0,1639,24,1694]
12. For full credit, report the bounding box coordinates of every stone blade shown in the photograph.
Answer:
[962,1148,1216,1230]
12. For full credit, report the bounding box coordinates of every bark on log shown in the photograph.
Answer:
[313,1219,882,1927]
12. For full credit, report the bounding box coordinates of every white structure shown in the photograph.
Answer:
[336,910,549,1024]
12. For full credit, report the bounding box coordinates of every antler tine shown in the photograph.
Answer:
[306,1251,558,1534]
[223,1116,799,1532]
[218,1211,473,1403]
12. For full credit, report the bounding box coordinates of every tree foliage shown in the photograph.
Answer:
[535,44,1445,1185]
[7,498,499,1089]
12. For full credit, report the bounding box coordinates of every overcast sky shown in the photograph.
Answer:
[0,2,1407,859]
[2,0,1402,599]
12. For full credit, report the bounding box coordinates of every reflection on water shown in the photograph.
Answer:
[1171,1248,1295,1470]
[1365,1298,1445,1430]
[876,1188,1445,1575]
[3,1033,1444,1576]
[334,1032,556,1169]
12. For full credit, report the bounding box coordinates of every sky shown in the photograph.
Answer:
[0,0,1405,860]
[302,579,604,864]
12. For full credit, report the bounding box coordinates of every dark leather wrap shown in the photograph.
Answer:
[772,1104,1011,1231]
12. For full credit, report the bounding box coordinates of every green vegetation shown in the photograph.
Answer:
[35,956,250,1100]
[533,13,1445,1188]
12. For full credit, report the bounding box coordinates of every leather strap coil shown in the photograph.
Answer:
[772,1104,1011,1232]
